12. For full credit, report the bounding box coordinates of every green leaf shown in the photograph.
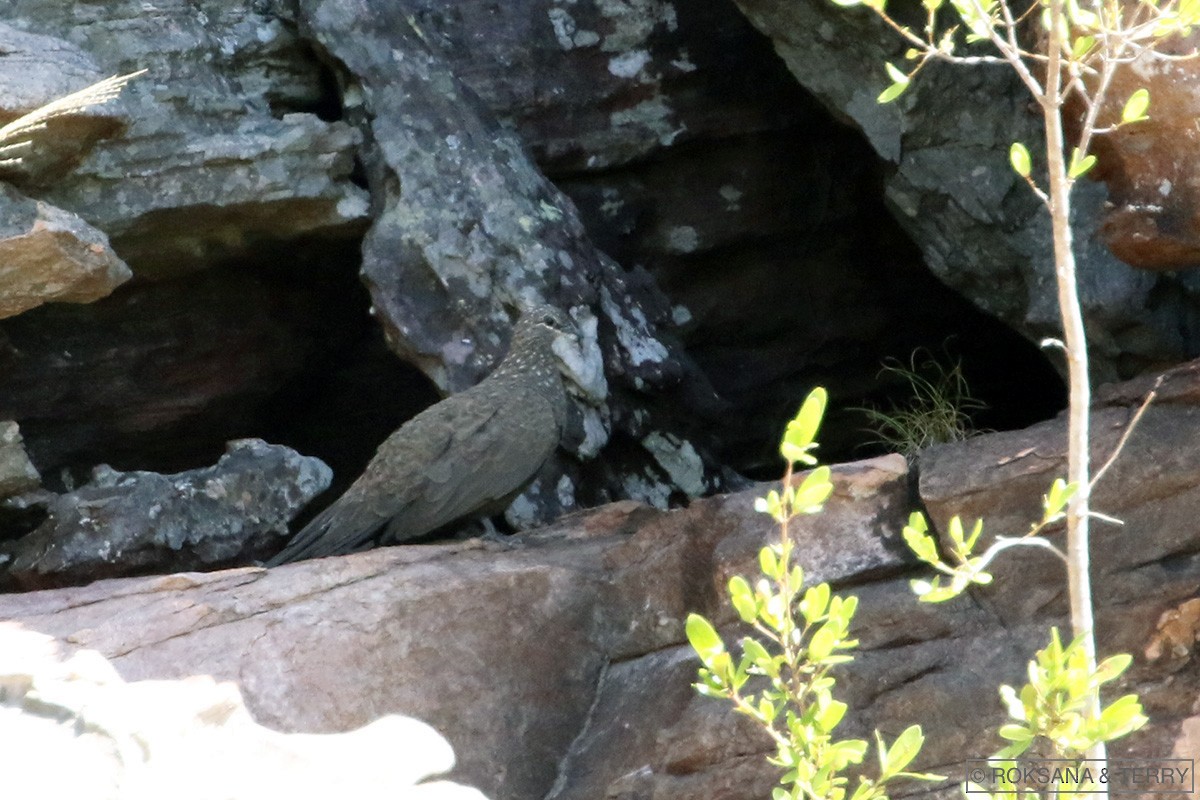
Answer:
[905,511,928,536]
[1122,88,1150,123]
[951,0,995,40]
[808,621,839,662]
[923,0,944,11]
[875,729,890,773]
[1094,653,1132,684]
[903,514,940,565]
[1043,478,1078,519]
[816,699,849,732]
[760,545,780,579]
[755,490,783,521]
[850,780,877,800]
[1068,148,1098,178]
[741,637,772,669]
[1071,34,1096,58]
[964,518,984,550]
[731,655,750,692]
[1098,694,1148,739]
[782,388,827,464]
[827,739,868,770]
[710,651,733,680]
[999,684,1026,721]
[685,614,725,661]
[831,594,859,628]
[998,723,1034,741]
[828,0,863,6]
[948,516,966,550]
[994,741,1032,760]
[801,583,831,624]
[789,565,804,594]
[1010,142,1032,177]
[915,580,964,603]
[878,64,910,104]
[902,771,948,782]
[728,576,757,623]
[794,466,834,512]
[882,725,925,774]
[885,61,910,86]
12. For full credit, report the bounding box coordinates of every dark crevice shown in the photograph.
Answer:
[0,237,440,536]
[263,37,346,122]
[556,113,1066,479]
[347,155,369,191]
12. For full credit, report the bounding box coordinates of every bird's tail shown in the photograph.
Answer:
[264,493,388,566]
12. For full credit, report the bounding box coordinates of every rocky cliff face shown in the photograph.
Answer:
[732,0,1200,382]
[0,0,1068,516]
[1,2,1199,797]
[2,361,1199,799]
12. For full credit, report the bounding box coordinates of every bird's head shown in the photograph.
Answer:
[513,304,578,350]
[503,303,607,410]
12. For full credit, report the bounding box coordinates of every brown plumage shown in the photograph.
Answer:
[267,305,575,565]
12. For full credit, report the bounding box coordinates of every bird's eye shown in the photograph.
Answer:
[541,313,558,327]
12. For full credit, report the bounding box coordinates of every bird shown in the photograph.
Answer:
[266,304,577,565]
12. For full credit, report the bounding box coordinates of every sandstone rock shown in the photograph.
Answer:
[0,183,131,319]
[404,0,1065,472]
[391,0,806,174]
[0,439,332,590]
[6,2,369,276]
[730,0,1200,381]
[0,0,1069,498]
[1085,33,1200,271]
[0,23,130,186]
[0,420,40,498]
[1,449,1192,800]
[0,624,488,800]
[919,358,1200,630]
[287,0,731,521]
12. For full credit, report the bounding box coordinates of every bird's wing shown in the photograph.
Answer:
[375,380,561,543]
[267,378,561,564]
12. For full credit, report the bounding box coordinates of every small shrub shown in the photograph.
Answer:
[687,388,943,800]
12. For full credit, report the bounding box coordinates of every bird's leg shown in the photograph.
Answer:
[478,517,503,541]
[462,517,522,550]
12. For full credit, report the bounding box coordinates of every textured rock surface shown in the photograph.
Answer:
[388,0,1068,471]
[0,439,331,590]
[396,0,806,173]
[287,0,732,520]
[5,2,369,276]
[0,0,1073,506]
[0,624,487,800]
[0,23,133,187]
[1086,35,1200,270]
[919,359,1200,627]
[731,0,1200,380]
[1,440,1196,800]
[0,421,40,499]
[0,183,131,319]
[0,261,436,485]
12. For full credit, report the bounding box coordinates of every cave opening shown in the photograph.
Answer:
[546,8,1068,480]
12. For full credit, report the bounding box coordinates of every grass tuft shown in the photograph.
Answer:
[857,348,985,457]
